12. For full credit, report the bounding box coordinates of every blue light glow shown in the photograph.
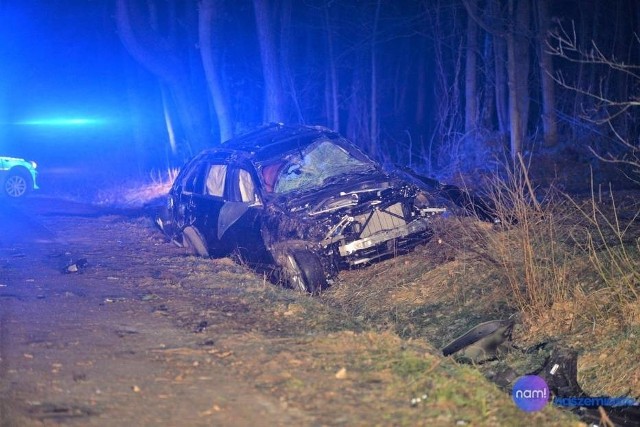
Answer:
[15,117,105,126]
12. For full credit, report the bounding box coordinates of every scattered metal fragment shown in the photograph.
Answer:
[63,258,88,274]
[103,296,127,303]
[441,319,515,363]
[115,329,139,338]
[195,320,208,333]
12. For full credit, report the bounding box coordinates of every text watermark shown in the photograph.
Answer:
[553,396,638,408]
[512,375,639,412]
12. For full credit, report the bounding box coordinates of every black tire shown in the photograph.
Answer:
[182,226,209,257]
[281,249,328,294]
[3,171,31,198]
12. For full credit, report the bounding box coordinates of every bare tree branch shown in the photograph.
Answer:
[546,20,639,183]
[547,21,640,80]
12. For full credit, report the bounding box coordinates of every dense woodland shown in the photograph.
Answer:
[115,0,640,185]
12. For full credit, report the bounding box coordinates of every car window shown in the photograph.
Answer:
[227,168,262,205]
[238,169,259,203]
[205,164,227,197]
[272,139,374,194]
[182,162,207,194]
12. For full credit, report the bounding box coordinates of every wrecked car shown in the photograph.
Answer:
[157,124,449,293]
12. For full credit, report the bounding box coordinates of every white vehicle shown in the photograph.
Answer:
[0,156,39,198]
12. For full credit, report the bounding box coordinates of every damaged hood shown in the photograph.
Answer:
[275,171,400,216]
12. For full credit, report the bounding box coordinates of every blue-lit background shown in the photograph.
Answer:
[0,1,165,177]
[1,0,638,198]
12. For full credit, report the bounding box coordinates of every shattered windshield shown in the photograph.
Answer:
[264,139,375,194]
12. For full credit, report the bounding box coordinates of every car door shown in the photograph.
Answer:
[173,159,268,259]
[217,164,270,262]
[173,160,227,256]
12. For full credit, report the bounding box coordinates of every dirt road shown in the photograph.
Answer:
[0,196,576,426]
[0,198,314,426]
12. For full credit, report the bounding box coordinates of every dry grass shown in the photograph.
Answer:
[453,159,640,394]
[93,168,179,207]
[567,184,640,326]
[447,157,638,331]
[85,159,638,398]
[465,156,575,325]
[324,155,639,397]
[577,325,640,396]
[39,167,180,208]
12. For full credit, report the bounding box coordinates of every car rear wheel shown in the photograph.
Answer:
[4,172,30,198]
[281,249,327,294]
[182,226,209,257]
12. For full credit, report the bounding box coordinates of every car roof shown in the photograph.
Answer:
[198,124,344,163]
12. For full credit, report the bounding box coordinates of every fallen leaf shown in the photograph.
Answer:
[335,367,347,379]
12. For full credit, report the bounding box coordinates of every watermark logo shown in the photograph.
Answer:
[553,396,638,407]
[512,375,549,412]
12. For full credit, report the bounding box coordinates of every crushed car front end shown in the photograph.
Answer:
[268,169,445,269]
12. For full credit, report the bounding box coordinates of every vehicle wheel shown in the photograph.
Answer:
[4,172,31,198]
[182,226,209,257]
[281,249,328,294]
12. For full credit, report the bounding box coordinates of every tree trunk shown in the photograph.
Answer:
[571,5,588,137]
[464,0,478,137]
[489,0,509,139]
[415,41,427,131]
[506,0,522,159]
[464,0,479,166]
[278,0,303,123]
[253,0,286,123]
[198,0,233,143]
[160,85,177,156]
[346,63,369,151]
[323,3,339,131]
[115,0,210,152]
[535,0,557,147]
[369,0,382,155]
[613,0,630,138]
[481,31,494,128]
[514,0,530,151]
